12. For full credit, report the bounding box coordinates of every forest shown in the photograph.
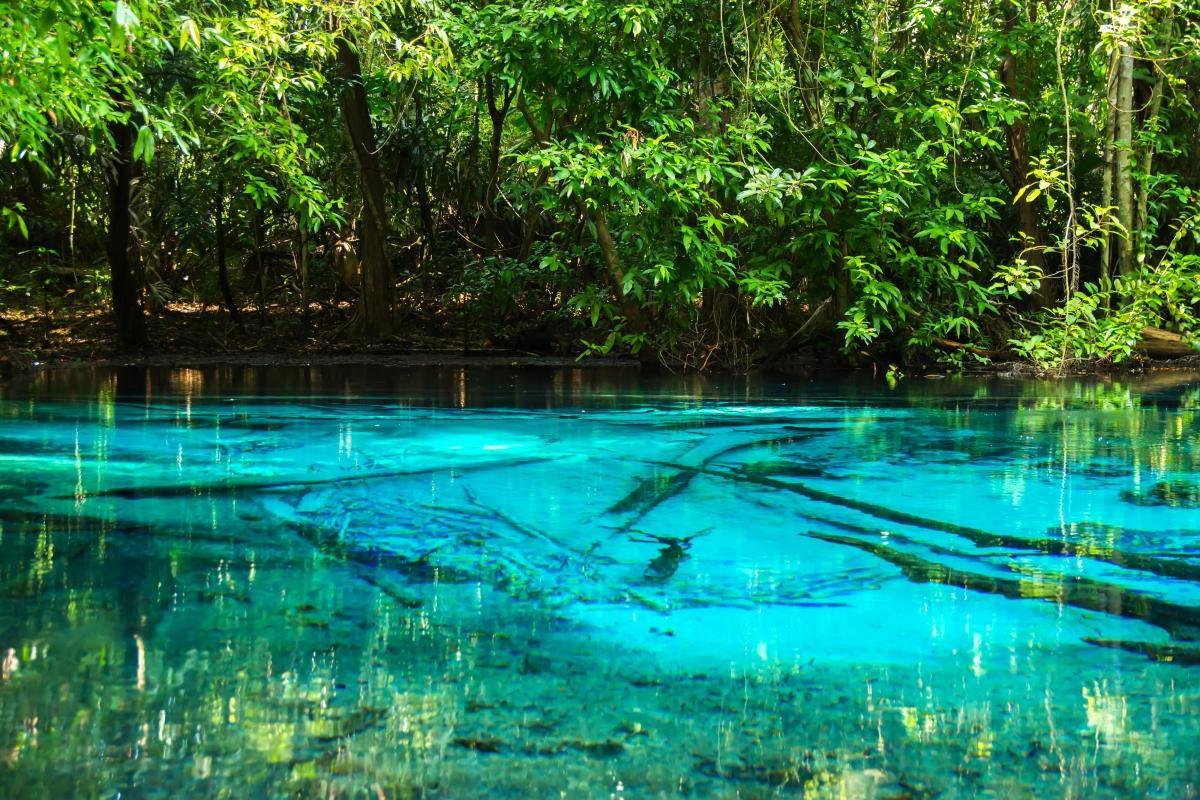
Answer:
[1,0,1198,372]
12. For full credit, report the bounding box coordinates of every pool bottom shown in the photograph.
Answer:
[0,372,1198,800]
[0,517,1195,800]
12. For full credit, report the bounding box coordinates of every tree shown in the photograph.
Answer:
[336,33,394,338]
[1,0,1197,369]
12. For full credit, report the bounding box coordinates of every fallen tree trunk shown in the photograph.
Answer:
[931,338,995,358]
[1137,326,1197,359]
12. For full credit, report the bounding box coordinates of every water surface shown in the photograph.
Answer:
[1,366,1198,798]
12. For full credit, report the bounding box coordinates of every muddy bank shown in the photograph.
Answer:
[0,304,638,376]
[2,304,1198,379]
[5,350,640,371]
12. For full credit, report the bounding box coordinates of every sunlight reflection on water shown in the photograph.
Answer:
[0,366,1198,798]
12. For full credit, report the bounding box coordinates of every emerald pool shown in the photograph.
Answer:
[1,366,1198,798]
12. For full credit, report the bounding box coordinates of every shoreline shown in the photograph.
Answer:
[2,306,1198,379]
[2,350,641,372]
[3,348,1199,383]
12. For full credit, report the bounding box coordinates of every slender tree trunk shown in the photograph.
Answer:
[518,92,654,361]
[105,118,147,349]
[336,35,393,339]
[215,180,240,325]
[518,165,551,261]
[254,207,267,320]
[299,224,309,323]
[1134,65,1164,266]
[482,75,515,254]
[836,239,850,315]
[1000,45,1053,306]
[1115,42,1135,277]
[892,0,909,53]
[415,162,434,270]
[1099,48,1119,284]
[778,0,820,123]
[413,95,435,275]
[593,210,653,361]
[593,211,640,324]
[460,79,482,219]
[68,163,77,267]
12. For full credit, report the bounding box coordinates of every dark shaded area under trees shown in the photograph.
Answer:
[2,0,1199,373]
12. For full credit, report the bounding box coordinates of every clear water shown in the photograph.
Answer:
[1,366,1198,799]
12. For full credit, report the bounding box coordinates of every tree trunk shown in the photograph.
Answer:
[413,97,435,275]
[778,0,820,123]
[1137,326,1196,359]
[254,207,267,320]
[1134,65,1164,266]
[593,211,644,326]
[414,160,435,290]
[105,118,147,350]
[483,74,515,253]
[299,224,309,323]
[1114,42,1135,277]
[518,165,551,261]
[336,35,393,339]
[999,47,1052,306]
[460,79,482,218]
[517,92,653,359]
[215,180,240,325]
[1099,48,1119,283]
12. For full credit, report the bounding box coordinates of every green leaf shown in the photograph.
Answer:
[133,125,155,164]
[111,0,138,48]
[179,18,201,50]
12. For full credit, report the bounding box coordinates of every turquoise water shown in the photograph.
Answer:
[1,366,1198,799]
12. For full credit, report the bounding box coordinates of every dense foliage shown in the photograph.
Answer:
[2,0,1198,369]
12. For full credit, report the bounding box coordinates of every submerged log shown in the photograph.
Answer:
[282,517,473,585]
[1137,326,1197,359]
[605,432,817,532]
[630,532,704,584]
[645,460,1200,584]
[1083,637,1200,665]
[461,485,577,553]
[70,456,551,499]
[607,469,699,519]
[1120,480,1200,509]
[803,530,1200,641]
